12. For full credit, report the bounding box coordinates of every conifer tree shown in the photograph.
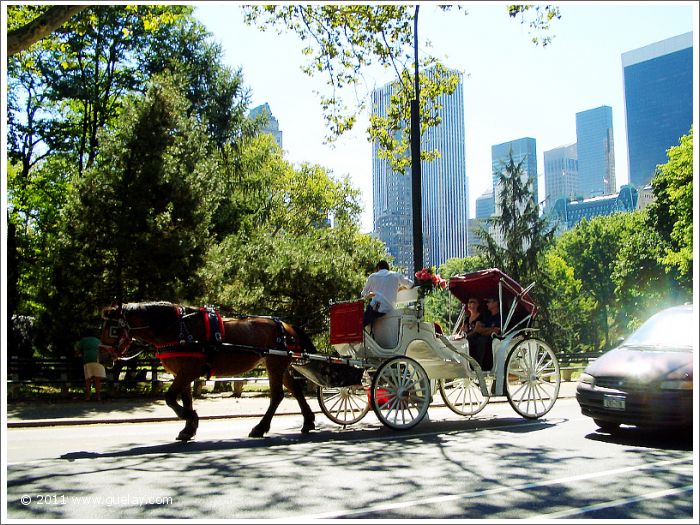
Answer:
[476,151,556,288]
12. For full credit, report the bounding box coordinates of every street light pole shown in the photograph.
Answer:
[410,5,423,276]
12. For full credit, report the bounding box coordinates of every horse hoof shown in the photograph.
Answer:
[248,427,265,438]
[301,423,315,434]
[176,432,194,441]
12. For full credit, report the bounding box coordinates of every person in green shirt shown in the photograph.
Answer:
[75,335,106,401]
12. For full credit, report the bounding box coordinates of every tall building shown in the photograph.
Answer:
[622,32,693,188]
[249,103,283,148]
[371,69,469,272]
[475,188,495,219]
[543,143,578,211]
[575,106,616,198]
[491,137,538,215]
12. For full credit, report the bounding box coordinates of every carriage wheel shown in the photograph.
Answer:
[439,374,490,417]
[505,338,560,418]
[317,384,370,426]
[371,356,431,430]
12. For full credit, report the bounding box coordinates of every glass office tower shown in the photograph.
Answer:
[475,188,495,219]
[371,69,469,272]
[543,143,578,210]
[622,32,693,188]
[575,106,616,198]
[491,137,538,215]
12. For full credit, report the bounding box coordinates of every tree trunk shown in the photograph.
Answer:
[7,5,86,56]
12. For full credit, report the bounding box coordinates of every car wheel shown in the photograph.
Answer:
[594,418,620,433]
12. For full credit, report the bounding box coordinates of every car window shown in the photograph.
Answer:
[624,307,694,350]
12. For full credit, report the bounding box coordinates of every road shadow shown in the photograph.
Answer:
[6,397,167,421]
[585,426,693,451]
[58,415,558,461]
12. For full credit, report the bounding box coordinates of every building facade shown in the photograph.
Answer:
[371,70,469,272]
[543,143,578,211]
[575,106,616,198]
[622,32,693,188]
[550,185,639,232]
[491,137,538,214]
[249,103,283,148]
[475,188,495,219]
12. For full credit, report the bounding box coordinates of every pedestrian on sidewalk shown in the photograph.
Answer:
[75,333,106,401]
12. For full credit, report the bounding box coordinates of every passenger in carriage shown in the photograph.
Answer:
[472,296,502,371]
[361,260,414,328]
[456,297,483,342]
[479,297,502,337]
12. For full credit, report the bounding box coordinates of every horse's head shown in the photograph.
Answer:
[99,303,135,367]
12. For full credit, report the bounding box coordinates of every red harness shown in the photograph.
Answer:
[154,305,224,359]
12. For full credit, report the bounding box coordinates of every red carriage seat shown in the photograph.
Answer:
[329,300,364,345]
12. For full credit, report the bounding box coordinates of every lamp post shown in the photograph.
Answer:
[410,5,423,276]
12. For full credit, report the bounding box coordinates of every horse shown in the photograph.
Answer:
[99,302,317,441]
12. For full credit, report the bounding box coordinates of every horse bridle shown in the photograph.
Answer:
[101,306,149,362]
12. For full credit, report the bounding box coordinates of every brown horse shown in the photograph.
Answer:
[99,302,316,441]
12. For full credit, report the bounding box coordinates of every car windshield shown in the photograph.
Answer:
[623,307,694,350]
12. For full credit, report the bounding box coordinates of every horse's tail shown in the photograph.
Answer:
[292,324,317,355]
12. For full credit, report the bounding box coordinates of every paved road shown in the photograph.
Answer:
[5,397,694,520]
[6,382,581,427]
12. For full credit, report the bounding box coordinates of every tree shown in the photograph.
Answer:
[538,250,595,353]
[198,134,387,338]
[243,5,560,147]
[6,5,86,56]
[143,18,252,151]
[39,75,220,352]
[646,127,693,294]
[6,5,250,348]
[552,212,664,351]
[476,152,556,287]
[611,210,678,333]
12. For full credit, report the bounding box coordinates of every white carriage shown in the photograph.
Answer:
[291,268,561,431]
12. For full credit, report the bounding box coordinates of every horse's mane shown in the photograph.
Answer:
[122,302,193,332]
[292,324,317,354]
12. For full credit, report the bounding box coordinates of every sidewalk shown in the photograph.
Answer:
[5,382,579,428]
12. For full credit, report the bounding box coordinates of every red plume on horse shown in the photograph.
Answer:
[100,301,316,441]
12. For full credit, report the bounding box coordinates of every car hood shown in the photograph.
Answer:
[586,345,693,382]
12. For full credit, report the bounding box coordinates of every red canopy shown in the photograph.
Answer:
[448,268,538,320]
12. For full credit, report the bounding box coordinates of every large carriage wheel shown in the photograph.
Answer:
[317,384,370,426]
[505,338,560,418]
[439,374,490,417]
[371,356,431,430]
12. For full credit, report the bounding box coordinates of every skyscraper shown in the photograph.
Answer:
[249,103,283,148]
[622,32,693,188]
[372,70,469,272]
[543,143,578,210]
[491,137,538,215]
[475,188,495,219]
[575,106,615,198]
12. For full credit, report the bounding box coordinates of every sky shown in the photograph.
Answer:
[195,2,695,232]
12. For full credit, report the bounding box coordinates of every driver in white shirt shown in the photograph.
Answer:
[361,260,414,327]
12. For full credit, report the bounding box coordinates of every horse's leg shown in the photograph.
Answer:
[283,369,315,433]
[179,383,199,440]
[248,358,286,438]
[165,372,199,442]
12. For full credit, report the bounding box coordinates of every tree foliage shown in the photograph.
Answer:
[476,152,556,287]
[199,134,387,337]
[6,4,86,56]
[646,127,693,292]
[38,74,220,351]
[243,4,560,164]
